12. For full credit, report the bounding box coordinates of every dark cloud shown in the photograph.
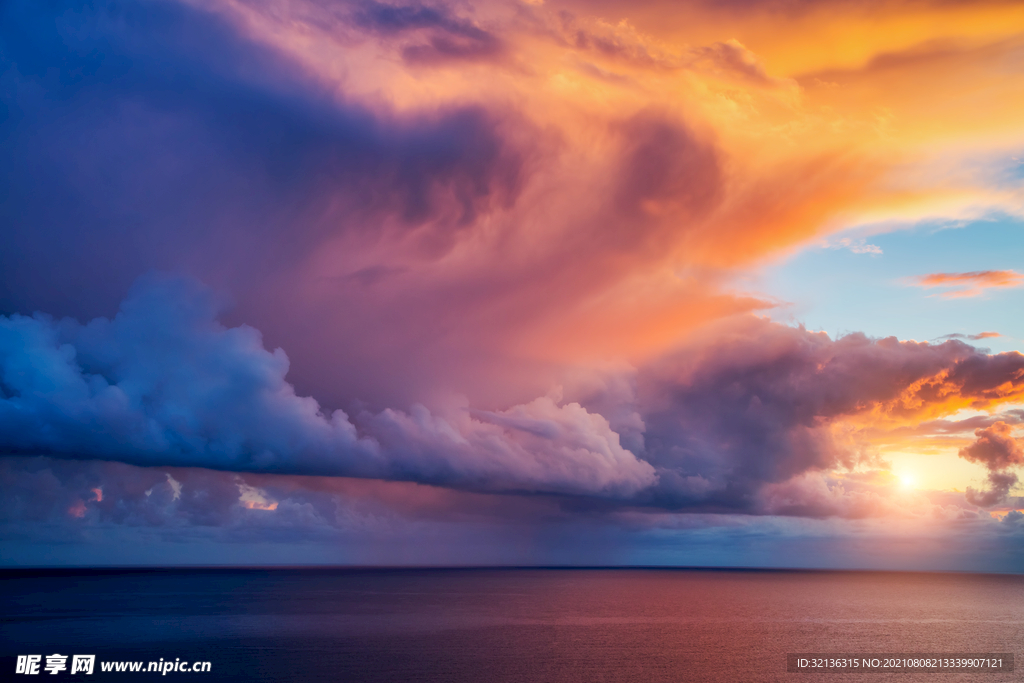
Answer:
[5,273,1024,515]
[0,0,732,416]
[0,0,524,321]
[6,454,1024,571]
[0,454,660,566]
[614,113,721,223]
[0,456,194,529]
[0,275,655,496]
[0,274,377,474]
[0,455,378,533]
[0,0,563,416]
[634,317,1024,511]
[352,1,504,64]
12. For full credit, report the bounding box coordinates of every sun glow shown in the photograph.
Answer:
[898,472,918,489]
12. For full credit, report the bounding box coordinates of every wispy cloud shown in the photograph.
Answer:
[935,331,1002,341]
[910,270,1024,298]
[822,237,883,255]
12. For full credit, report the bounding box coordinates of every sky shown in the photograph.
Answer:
[1,0,1024,570]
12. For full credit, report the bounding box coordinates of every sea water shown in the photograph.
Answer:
[1,568,1020,681]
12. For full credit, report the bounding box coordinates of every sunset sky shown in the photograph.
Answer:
[2,0,1024,570]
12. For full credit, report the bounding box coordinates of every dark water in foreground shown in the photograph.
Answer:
[1,568,1021,682]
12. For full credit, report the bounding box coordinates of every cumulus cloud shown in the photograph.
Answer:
[959,421,1023,507]
[635,317,1024,511]
[0,275,655,497]
[0,275,377,474]
[368,393,655,496]
[960,421,1024,470]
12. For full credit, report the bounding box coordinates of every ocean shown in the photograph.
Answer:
[1,568,1020,681]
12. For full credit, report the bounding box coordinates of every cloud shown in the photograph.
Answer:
[0,275,655,497]
[367,394,656,496]
[966,470,1019,508]
[635,316,1024,511]
[909,270,1024,298]
[960,421,1024,470]
[5,274,1024,514]
[823,237,883,255]
[0,274,377,473]
[3,0,1020,421]
[958,421,1024,507]
[0,0,527,319]
[888,409,1024,437]
[550,10,669,68]
[689,39,795,88]
[3,0,1024,555]
[6,454,1024,571]
[755,470,938,519]
[352,1,505,64]
[613,112,721,220]
[936,331,1002,341]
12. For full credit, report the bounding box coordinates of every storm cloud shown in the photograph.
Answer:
[636,318,1024,511]
[3,0,1024,569]
[0,0,526,320]
[0,275,655,496]
[4,277,1024,514]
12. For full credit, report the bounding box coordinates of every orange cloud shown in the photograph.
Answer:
[910,270,1024,298]
[216,0,1024,351]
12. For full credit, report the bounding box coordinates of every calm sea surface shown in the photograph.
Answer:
[1,568,1021,682]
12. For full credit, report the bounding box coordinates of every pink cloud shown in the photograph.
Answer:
[910,270,1024,298]
[960,421,1024,470]
[959,421,1024,508]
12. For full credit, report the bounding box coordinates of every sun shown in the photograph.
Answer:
[898,472,917,489]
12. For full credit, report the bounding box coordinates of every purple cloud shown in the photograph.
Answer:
[0,275,655,496]
[960,421,1024,507]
